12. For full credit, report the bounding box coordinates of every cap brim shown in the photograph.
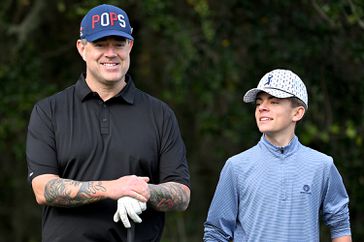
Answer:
[85,30,134,42]
[243,87,294,103]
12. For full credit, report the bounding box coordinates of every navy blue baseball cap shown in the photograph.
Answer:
[80,4,133,42]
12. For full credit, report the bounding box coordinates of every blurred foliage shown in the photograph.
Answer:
[0,0,364,241]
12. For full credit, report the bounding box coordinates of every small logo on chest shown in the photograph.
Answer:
[300,184,312,194]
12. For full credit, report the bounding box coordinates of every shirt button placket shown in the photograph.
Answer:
[100,103,110,135]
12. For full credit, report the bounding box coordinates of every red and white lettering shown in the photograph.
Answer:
[109,12,118,26]
[118,14,126,28]
[92,12,127,29]
[100,12,110,26]
[92,15,100,29]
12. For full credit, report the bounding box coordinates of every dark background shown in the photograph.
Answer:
[0,0,363,241]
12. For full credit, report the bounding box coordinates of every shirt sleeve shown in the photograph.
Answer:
[26,101,59,183]
[158,105,190,187]
[321,161,351,239]
[204,159,238,241]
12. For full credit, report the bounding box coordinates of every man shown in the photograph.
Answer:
[26,4,190,242]
[203,69,351,241]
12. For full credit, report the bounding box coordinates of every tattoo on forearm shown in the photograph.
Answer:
[44,179,106,207]
[148,183,189,211]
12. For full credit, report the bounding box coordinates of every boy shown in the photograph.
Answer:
[203,69,351,242]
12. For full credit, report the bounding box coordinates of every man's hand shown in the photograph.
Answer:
[107,175,150,202]
[113,196,147,228]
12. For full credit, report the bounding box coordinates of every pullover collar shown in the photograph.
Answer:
[259,135,300,159]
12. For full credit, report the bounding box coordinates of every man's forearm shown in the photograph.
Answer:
[148,182,190,212]
[44,178,107,207]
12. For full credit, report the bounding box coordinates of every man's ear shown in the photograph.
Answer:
[128,40,134,52]
[292,106,305,122]
[76,40,87,61]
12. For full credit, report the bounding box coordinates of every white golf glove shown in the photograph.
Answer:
[113,196,147,228]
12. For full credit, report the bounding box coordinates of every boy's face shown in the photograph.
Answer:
[254,92,300,139]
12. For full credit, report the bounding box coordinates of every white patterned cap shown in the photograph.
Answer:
[243,69,308,109]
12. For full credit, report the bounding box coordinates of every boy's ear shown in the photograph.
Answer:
[292,106,305,122]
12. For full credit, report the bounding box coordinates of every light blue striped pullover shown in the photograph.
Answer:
[204,135,351,242]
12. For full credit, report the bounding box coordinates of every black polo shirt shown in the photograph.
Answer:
[26,73,190,242]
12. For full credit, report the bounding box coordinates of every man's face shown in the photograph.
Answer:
[80,36,133,86]
[254,92,298,138]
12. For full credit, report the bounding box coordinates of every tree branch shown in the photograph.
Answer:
[311,0,337,29]
[8,0,46,48]
[346,0,364,29]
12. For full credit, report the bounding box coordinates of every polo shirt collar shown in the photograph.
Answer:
[75,73,136,104]
[114,74,135,104]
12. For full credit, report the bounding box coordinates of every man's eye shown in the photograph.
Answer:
[115,42,127,48]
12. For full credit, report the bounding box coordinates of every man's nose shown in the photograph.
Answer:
[105,46,117,57]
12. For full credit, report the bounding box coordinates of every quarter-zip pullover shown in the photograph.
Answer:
[204,135,351,242]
